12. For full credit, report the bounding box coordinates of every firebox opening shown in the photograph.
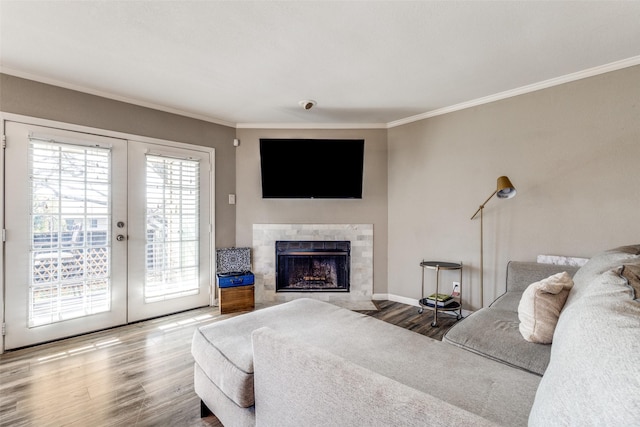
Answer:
[276,241,350,292]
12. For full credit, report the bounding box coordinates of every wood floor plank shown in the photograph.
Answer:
[0,300,459,426]
[356,300,460,340]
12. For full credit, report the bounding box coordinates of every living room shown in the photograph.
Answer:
[1,1,640,426]
[3,49,639,316]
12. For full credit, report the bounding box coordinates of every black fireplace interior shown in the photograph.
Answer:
[276,241,350,292]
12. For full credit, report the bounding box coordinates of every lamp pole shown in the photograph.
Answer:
[471,176,516,309]
[480,202,484,308]
[471,189,498,308]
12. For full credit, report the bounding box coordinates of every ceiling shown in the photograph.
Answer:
[1,1,640,129]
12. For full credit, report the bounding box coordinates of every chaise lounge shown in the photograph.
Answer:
[191,244,640,426]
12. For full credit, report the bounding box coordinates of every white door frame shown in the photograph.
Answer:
[0,112,216,353]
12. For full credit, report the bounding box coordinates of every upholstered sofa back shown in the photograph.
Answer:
[505,261,580,294]
[529,245,640,426]
[251,327,499,427]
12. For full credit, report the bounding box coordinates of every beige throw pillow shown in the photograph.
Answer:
[518,271,574,344]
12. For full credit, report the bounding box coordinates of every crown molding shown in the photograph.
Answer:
[387,55,640,129]
[236,122,387,130]
[0,67,237,128]
[4,55,640,131]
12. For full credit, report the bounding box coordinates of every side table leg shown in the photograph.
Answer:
[419,263,425,314]
[431,266,440,327]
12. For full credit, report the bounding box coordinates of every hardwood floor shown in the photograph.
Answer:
[356,299,460,340]
[0,300,459,427]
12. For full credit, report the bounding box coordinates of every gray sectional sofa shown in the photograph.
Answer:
[192,244,640,426]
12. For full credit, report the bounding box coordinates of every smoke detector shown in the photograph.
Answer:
[299,100,316,110]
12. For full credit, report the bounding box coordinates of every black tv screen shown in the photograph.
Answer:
[260,138,364,199]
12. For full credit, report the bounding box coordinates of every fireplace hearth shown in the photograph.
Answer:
[276,241,350,292]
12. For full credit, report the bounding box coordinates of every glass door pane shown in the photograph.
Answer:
[29,142,112,326]
[145,155,200,302]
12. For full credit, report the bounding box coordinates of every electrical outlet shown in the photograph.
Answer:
[452,281,460,297]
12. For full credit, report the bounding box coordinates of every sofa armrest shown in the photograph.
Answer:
[252,327,497,427]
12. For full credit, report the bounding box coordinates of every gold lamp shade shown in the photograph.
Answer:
[496,176,516,199]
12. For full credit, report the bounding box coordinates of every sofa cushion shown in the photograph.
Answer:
[443,306,551,375]
[193,363,255,427]
[517,271,573,344]
[563,244,640,309]
[529,245,640,426]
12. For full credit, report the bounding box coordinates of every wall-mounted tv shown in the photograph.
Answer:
[259,138,364,199]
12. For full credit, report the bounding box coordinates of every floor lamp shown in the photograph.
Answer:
[470,176,516,308]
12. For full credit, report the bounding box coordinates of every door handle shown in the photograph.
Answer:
[116,234,126,241]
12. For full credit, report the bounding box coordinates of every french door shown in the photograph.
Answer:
[126,141,212,322]
[3,122,212,349]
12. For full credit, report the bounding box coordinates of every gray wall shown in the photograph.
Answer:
[0,73,237,247]
[388,64,640,310]
[235,128,389,294]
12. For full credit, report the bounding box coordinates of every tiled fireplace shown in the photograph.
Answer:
[252,224,373,308]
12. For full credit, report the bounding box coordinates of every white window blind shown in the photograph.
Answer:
[29,140,112,327]
[145,155,200,302]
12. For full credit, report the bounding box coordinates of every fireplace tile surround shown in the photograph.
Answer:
[252,224,374,308]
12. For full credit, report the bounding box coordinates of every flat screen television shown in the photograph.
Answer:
[260,138,364,199]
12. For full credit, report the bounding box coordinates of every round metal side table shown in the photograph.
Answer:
[418,261,463,327]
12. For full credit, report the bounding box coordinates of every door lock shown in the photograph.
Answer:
[116,221,125,228]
